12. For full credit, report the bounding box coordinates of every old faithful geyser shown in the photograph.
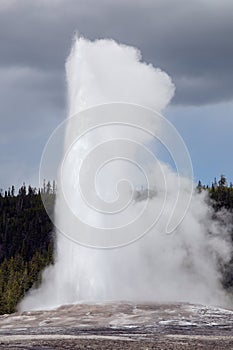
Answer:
[21,38,231,310]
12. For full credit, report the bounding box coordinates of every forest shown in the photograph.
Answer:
[0,176,233,314]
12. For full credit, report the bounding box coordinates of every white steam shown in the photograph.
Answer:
[20,38,231,311]
[66,38,174,114]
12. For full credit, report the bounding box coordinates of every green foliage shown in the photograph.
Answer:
[197,175,233,211]
[0,184,54,314]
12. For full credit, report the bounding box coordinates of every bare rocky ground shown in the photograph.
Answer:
[0,302,233,349]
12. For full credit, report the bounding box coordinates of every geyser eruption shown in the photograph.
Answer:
[21,38,231,310]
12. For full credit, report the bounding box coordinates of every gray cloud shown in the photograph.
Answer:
[0,0,233,105]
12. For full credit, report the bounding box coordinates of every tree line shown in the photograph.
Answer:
[0,183,54,313]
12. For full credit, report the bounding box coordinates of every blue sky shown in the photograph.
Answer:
[166,102,233,185]
[0,0,232,190]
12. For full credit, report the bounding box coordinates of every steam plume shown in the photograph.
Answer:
[20,38,231,310]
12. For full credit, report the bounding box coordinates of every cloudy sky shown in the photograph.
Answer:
[1,0,233,190]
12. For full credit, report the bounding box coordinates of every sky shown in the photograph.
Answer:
[0,0,233,190]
